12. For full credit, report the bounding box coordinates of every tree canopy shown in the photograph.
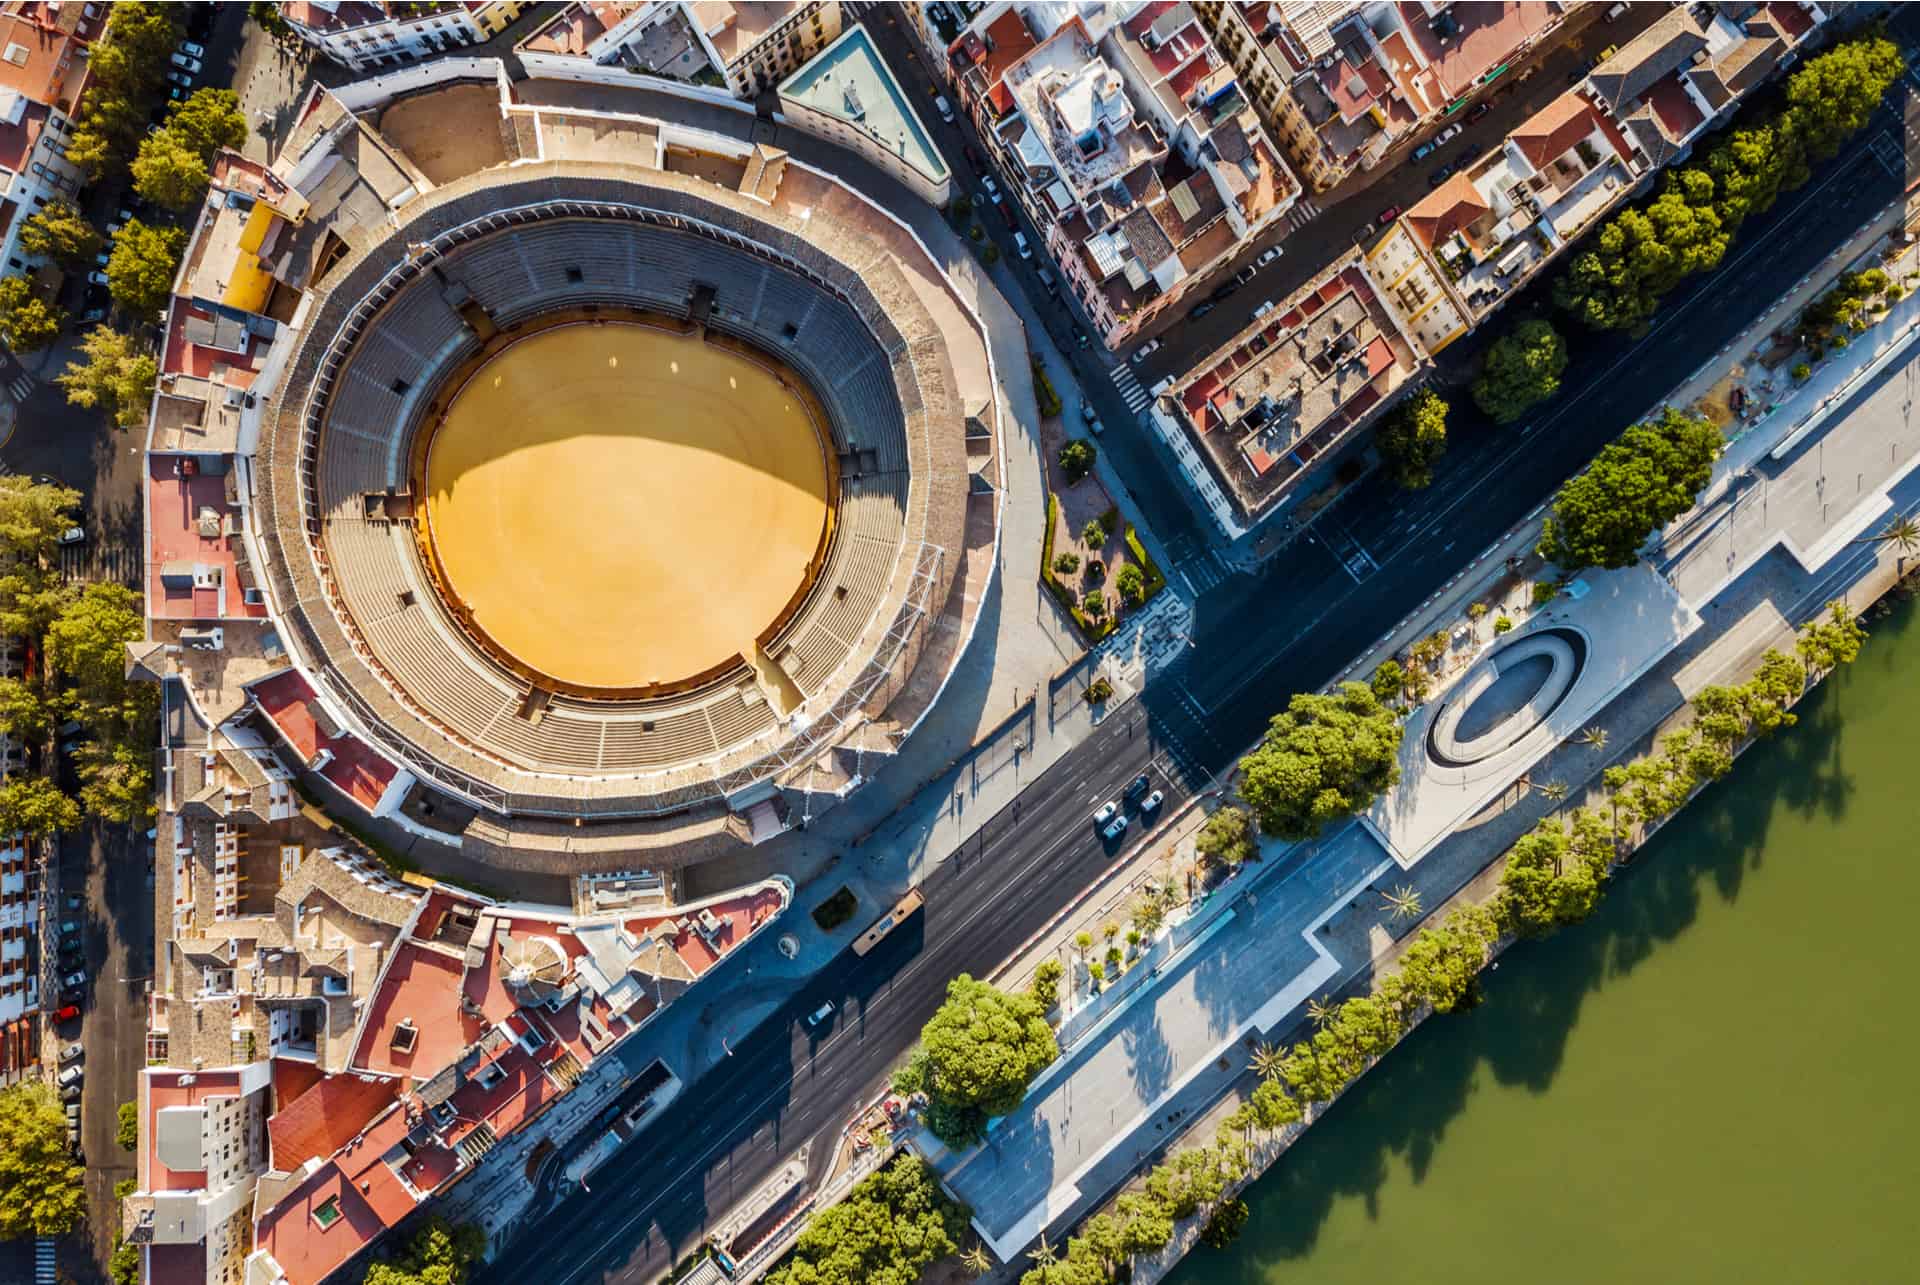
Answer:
[58,327,159,429]
[1538,408,1722,571]
[132,129,212,211]
[1194,804,1257,866]
[1784,33,1904,164]
[1470,319,1566,425]
[1554,175,1727,333]
[360,1217,487,1285]
[1498,811,1613,938]
[1238,682,1402,841]
[64,2,180,179]
[0,1082,86,1237]
[1374,387,1448,489]
[0,775,80,838]
[106,219,188,315]
[0,277,63,354]
[767,1156,968,1285]
[908,974,1057,1146]
[166,88,249,162]
[16,199,101,268]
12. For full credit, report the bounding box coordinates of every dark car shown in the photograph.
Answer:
[1427,162,1457,188]
[1124,773,1152,802]
[1467,100,1493,124]
[963,143,983,169]
[1208,278,1242,304]
[1190,301,1217,320]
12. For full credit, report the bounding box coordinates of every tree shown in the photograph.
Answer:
[1538,408,1722,571]
[1498,817,1606,938]
[1706,123,1801,233]
[1471,320,1566,425]
[0,1082,86,1237]
[1375,387,1448,488]
[106,219,188,314]
[165,88,249,162]
[0,776,79,839]
[117,1101,139,1151]
[1796,598,1866,680]
[361,1217,487,1285]
[0,677,52,742]
[1200,1198,1250,1249]
[1576,725,1609,750]
[57,327,158,429]
[1238,682,1402,840]
[76,739,156,826]
[1368,659,1405,707]
[63,3,181,180]
[767,1156,968,1285]
[959,1244,993,1277]
[1784,34,1905,166]
[1395,904,1497,1014]
[0,277,63,353]
[1114,563,1146,607]
[1380,884,1422,921]
[1194,804,1257,866]
[1058,438,1095,482]
[16,199,100,268]
[132,129,211,211]
[1854,514,1920,557]
[1080,517,1106,547]
[1250,1076,1302,1133]
[109,1237,141,1285]
[48,583,146,719]
[916,975,1057,1146]
[1554,176,1727,332]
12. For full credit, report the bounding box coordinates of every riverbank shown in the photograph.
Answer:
[1167,577,1920,1283]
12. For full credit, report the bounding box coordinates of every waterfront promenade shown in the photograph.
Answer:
[936,211,1920,1275]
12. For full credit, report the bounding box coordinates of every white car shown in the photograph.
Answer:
[1253,299,1276,318]
[166,70,192,88]
[169,52,201,74]
[805,1001,834,1029]
[87,270,107,287]
[1101,813,1129,842]
[1255,246,1282,267]
[1130,338,1162,364]
[59,527,86,546]
[1140,789,1164,815]
[59,1042,83,1065]
[178,40,206,59]
[1093,800,1119,827]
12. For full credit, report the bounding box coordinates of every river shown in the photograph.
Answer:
[1172,593,1919,1284]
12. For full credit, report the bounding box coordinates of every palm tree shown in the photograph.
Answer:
[1249,1040,1284,1082]
[1577,725,1609,750]
[1537,780,1569,802]
[1854,514,1920,557]
[1380,884,1423,920]
[1306,995,1334,1029]
[959,1244,993,1277]
[1028,1234,1057,1270]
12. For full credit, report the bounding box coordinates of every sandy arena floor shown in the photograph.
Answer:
[423,322,831,690]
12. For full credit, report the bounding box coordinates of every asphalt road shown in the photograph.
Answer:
[484,59,1919,1285]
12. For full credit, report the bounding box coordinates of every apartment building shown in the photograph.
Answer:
[278,1,531,72]
[1154,250,1426,536]
[519,1,841,100]
[959,4,1298,351]
[1194,1,1574,193]
[1369,1,1826,347]
[0,3,95,280]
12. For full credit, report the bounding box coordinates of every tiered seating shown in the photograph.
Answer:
[363,609,515,733]
[705,691,776,746]
[483,707,604,771]
[600,710,719,767]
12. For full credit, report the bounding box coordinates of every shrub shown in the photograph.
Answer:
[1083,590,1107,618]
[1532,580,1559,606]
[1058,437,1096,481]
[1053,551,1080,574]
[1105,945,1123,973]
[1081,517,1107,547]
[1115,563,1146,607]
[1791,361,1812,380]
[1195,805,1257,866]
[1084,677,1113,705]
[1031,357,1064,418]
[1493,615,1515,634]
[969,224,984,242]
[811,886,858,931]
[1088,961,1106,985]
[1030,958,1063,1010]
[982,243,1000,264]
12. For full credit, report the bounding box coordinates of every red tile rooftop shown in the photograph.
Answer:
[249,669,400,808]
[1768,0,1813,41]
[957,7,1035,87]
[352,940,478,1077]
[147,456,267,622]
[1647,72,1704,141]
[269,1072,401,1171]
[447,1043,564,1141]
[254,1104,419,1285]
[162,303,268,386]
[1397,1,1557,102]
[0,11,81,104]
[273,1056,326,1110]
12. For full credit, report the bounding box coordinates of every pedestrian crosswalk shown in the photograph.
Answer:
[6,374,30,403]
[1181,548,1233,593]
[36,1236,55,1284]
[1282,197,1323,234]
[1109,362,1153,415]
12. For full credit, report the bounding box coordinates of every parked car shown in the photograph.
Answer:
[60,1083,82,1104]
[977,185,1000,207]
[56,1064,82,1089]
[963,143,983,168]
[1013,230,1031,259]
[1252,300,1276,318]
[61,970,86,992]
[1467,100,1493,124]
[59,1042,83,1065]
[1101,813,1129,842]
[54,1004,79,1023]
[1124,773,1152,802]
[87,270,107,287]
[805,1000,834,1029]
[1208,279,1240,304]
[59,918,81,940]
[1255,245,1282,268]
[169,52,201,74]
[165,69,192,88]
[934,94,954,123]
[1411,122,1462,161]
[1130,338,1161,364]
[58,527,86,546]
[1037,267,1058,296]
[1376,204,1402,226]
[1093,800,1119,827]
[1141,790,1165,815]
[79,304,107,325]
[1233,264,1257,287]
[178,40,206,59]
[1427,160,1458,187]
[1190,300,1217,320]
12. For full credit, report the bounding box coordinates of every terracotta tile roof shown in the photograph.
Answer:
[1588,7,1708,113]
[268,1072,401,1170]
[272,1057,326,1111]
[1403,171,1489,250]
[1509,91,1597,170]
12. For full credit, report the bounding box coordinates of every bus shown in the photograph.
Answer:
[851,889,924,957]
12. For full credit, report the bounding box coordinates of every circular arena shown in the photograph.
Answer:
[252,167,974,840]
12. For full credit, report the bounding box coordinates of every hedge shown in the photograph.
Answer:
[1041,492,1116,642]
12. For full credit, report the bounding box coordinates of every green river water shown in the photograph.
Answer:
[1172,593,1919,1285]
